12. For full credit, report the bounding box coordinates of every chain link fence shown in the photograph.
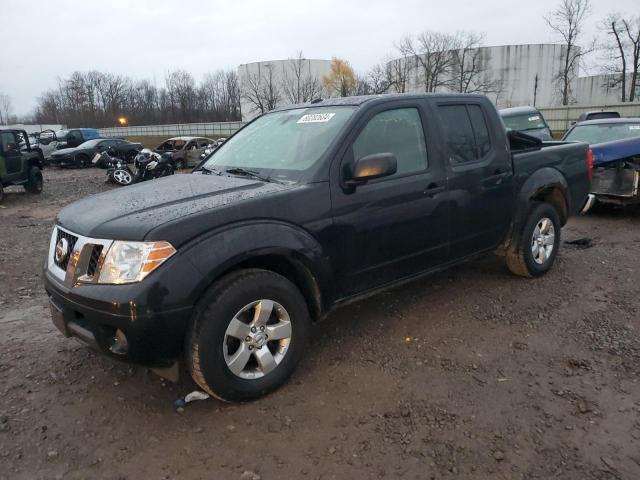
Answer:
[538,103,640,134]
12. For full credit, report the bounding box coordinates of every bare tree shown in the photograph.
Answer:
[544,0,593,105]
[242,63,281,114]
[281,51,322,104]
[0,93,13,125]
[397,32,459,92]
[449,32,502,95]
[622,16,640,101]
[600,14,629,101]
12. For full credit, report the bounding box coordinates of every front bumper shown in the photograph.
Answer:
[44,269,193,367]
[42,225,202,367]
[45,271,192,367]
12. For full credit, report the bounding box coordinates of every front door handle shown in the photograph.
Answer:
[424,182,445,197]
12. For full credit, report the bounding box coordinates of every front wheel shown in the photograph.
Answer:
[24,166,43,193]
[187,269,310,402]
[506,202,561,278]
[111,168,133,186]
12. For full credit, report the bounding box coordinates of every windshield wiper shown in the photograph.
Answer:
[224,167,275,183]
[196,165,222,175]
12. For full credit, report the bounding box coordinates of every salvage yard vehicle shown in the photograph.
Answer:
[50,138,143,168]
[154,136,215,169]
[575,110,620,123]
[44,94,592,402]
[563,118,640,206]
[499,106,553,141]
[54,128,100,149]
[0,129,44,202]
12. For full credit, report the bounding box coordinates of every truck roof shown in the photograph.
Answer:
[499,106,540,116]
[273,93,489,112]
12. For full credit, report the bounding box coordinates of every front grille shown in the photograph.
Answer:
[87,245,104,277]
[54,228,78,270]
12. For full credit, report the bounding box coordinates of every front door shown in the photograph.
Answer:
[1,131,23,179]
[330,103,449,297]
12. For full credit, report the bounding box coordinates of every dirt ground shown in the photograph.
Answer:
[1,168,639,480]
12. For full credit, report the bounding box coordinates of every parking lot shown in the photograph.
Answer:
[0,167,639,480]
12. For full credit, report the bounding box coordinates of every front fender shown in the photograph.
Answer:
[181,220,332,304]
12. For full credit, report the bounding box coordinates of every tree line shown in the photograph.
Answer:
[30,69,241,128]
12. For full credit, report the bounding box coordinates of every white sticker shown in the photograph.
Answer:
[297,113,336,124]
[629,125,640,130]
[528,115,540,122]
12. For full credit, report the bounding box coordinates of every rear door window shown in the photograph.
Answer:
[438,105,477,164]
[467,105,492,158]
[438,104,492,163]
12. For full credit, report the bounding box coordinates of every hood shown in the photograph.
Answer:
[590,136,640,167]
[56,173,290,240]
[51,147,77,156]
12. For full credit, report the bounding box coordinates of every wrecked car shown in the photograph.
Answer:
[154,136,214,169]
[499,106,553,141]
[563,118,640,206]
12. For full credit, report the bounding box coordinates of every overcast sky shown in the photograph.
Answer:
[1,0,637,115]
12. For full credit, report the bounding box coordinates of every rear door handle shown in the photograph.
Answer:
[424,182,445,197]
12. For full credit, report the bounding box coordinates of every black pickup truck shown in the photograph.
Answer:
[43,94,593,402]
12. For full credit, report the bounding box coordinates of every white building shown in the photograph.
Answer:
[389,43,573,108]
[238,59,332,121]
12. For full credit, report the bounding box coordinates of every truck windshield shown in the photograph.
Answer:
[564,123,640,144]
[202,106,356,181]
[502,113,548,132]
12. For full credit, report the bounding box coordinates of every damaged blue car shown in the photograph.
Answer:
[563,118,640,206]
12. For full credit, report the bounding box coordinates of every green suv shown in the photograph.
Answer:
[0,129,44,202]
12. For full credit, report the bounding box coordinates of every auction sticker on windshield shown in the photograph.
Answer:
[297,113,336,124]
[630,125,640,130]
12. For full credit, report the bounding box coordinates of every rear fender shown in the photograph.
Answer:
[500,167,569,251]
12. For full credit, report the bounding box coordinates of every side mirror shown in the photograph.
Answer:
[345,153,397,186]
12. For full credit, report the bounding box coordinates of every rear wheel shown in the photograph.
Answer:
[187,269,310,402]
[75,154,89,168]
[24,166,43,194]
[506,202,561,277]
[0,183,4,202]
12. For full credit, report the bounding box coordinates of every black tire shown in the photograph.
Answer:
[0,183,3,202]
[506,202,561,278]
[24,166,43,194]
[75,154,89,168]
[187,268,310,402]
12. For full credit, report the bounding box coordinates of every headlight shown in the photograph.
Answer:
[98,241,176,284]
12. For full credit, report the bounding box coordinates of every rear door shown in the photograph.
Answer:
[435,101,514,258]
[330,101,449,297]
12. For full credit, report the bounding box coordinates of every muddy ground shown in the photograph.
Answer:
[0,168,639,480]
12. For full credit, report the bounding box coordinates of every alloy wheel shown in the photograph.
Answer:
[531,217,555,265]
[223,299,292,379]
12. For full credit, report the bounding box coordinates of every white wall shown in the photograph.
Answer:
[238,59,332,121]
[575,74,640,105]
